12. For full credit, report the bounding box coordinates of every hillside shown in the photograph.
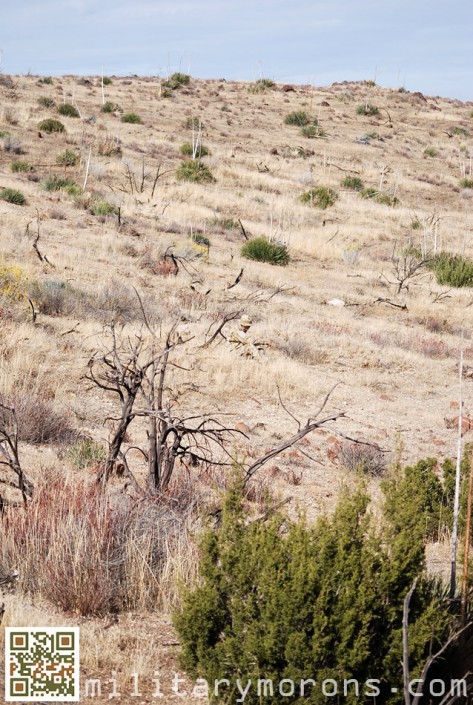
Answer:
[0,72,472,701]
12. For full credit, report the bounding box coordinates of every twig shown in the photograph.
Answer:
[201,311,241,348]
[238,219,250,241]
[375,298,408,311]
[226,268,244,290]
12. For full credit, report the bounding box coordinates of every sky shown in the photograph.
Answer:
[1,0,472,100]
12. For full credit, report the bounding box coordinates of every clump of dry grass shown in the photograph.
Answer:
[0,471,199,615]
[337,440,388,476]
[0,388,74,444]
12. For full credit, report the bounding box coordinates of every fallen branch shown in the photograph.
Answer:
[245,411,344,483]
[375,297,408,311]
[201,311,241,348]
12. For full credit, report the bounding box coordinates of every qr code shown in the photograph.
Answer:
[5,627,80,701]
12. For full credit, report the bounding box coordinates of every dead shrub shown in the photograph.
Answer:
[1,389,75,444]
[421,316,453,335]
[275,336,327,365]
[337,440,388,477]
[416,337,450,359]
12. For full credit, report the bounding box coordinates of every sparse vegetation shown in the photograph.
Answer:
[121,112,141,124]
[42,174,77,191]
[342,175,364,191]
[248,78,275,93]
[58,103,80,118]
[67,437,106,469]
[56,149,79,166]
[38,118,65,133]
[0,187,27,205]
[89,197,118,216]
[176,159,215,183]
[38,96,56,108]
[284,110,312,126]
[162,72,191,91]
[460,177,473,188]
[2,136,23,154]
[180,142,210,157]
[241,237,290,265]
[299,186,338,209]
[102,101,122,113]
[424,146,438,157]
[300,124,326,138]
[10,159,31,173]
[357,103,380,116]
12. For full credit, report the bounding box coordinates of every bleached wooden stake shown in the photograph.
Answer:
[450,341,464,599]
[83,146,92,191]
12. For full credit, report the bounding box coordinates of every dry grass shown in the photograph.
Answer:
[0,75,471,640]
[0,470,199,615]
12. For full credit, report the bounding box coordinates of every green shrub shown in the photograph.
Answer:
[460,177,473,188]
[58,103,80,118]
[175,475,451,705]
[191,232,211,248]
[360,187,398,206]
[183,116,203,130]
[248,78,275,93]
[428,251,473,287]
[56,149,78,167]
[176,159,215,184]
[40,76,54,85]
[424,147,437,157]
[342,175,364,191]
[162,72,191,91]
[101,101,121,113]
[0,130,10,138]
[38,97,56,108]
[101,76,113,85]
[360,186,377,199]
[374,193,399,206]
[300,124,325,138]
[207,216,240,230]
[89,198,118,216]
[284,110,312,126]
[411,218,421,230]
[38,118,65,133]
[299,186,338,209]
[179,142,210,157]
[67,437,106,469]
[63,183,82,197]
[0,188,27,205]
[241,237,289,265]
[42,174,77,191]
[451,126,469,137]
[121,112,141,124]
[10,160,31,173]
[357,104,380,116]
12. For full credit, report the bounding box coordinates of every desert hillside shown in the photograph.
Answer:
[0,72,472,701]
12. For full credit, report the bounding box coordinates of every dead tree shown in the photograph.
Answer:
[87,322,240,493]
[381,243,431,294]
[86,323,166,486]
[0,401,33,505]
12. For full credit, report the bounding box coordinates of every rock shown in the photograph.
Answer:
[235,421,251,435]
[327,298,345,307]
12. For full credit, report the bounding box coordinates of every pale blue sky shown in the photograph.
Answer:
[1,0,472,100]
